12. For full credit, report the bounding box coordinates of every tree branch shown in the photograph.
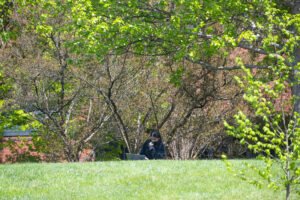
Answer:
[281,0,294,7]
[87,99,92,123]
[158,101,176,129]
[238,42,282,57]
[149,92,159,128]
[193,33,281,55]
[157,90,180,129]
[166,105,197,145]
[184,56,271,70]
[83,115,111,143]
[237,42,269,55]
[63,99,75,137]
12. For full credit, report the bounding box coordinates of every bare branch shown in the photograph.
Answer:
[158,101,176,129]
[157,90,180,129]
[149,92,159,128]
[166,106,197,145]
[194,33,213,39]
[64,99,75,137]
[134,112,142,152]
[185,56,271,70]
[83,115,111,143]
[238,42,282,58]
[193,33,281,55]
[87,99,92,123]
[281,0,294,7]
[237,42,269,55]
[75,111,112,161]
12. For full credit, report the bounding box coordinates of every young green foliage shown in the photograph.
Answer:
[224,59,300,199]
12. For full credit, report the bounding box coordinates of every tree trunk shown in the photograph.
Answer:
[287,2,299,199]
[286,183,290,200]
[291,1,300,114]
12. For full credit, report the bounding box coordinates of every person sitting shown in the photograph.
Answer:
[140,129,165,160]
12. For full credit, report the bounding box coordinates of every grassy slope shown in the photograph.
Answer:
[0,160,293,200]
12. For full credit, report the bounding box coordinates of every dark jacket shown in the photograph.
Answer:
[140,139,165,159]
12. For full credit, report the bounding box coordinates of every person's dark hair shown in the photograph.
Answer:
[150,129,161,139]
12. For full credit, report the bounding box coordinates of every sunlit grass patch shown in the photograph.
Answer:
[0,160,292,200]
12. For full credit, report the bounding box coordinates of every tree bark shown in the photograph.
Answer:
[291,1,300,115]
[286,1,299,199]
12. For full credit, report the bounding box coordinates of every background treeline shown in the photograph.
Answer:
[0,0,298,162]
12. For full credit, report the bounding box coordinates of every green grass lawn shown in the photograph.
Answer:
[0,160,296,200]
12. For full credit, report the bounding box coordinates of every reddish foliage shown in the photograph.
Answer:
[0,137,93,163]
